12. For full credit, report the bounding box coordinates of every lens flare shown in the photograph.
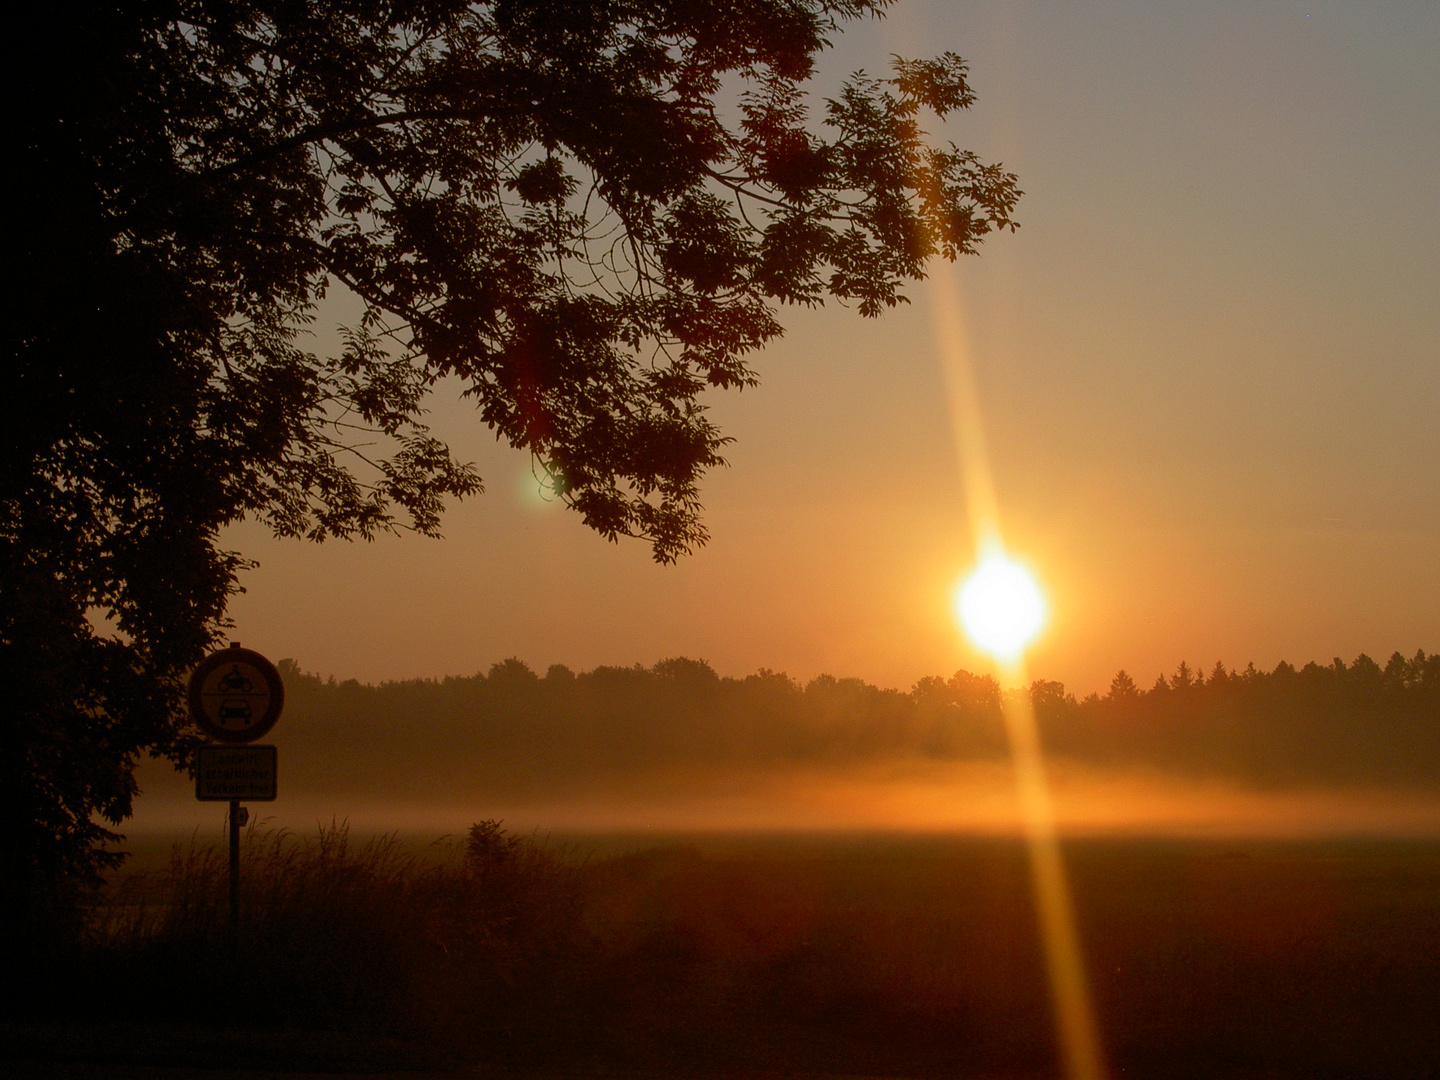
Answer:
[957,554,1046,661]
[926,266,1104,1077]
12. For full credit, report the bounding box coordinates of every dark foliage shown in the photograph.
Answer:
[1040,649,1440,787]
[5,0,1019,922]
[265,649,1439,802]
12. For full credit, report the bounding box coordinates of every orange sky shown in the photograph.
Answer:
[219,1,1437,696]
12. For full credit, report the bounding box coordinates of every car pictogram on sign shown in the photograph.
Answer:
[188,644,284,743]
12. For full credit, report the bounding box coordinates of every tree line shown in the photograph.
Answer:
[273,650,1439,797]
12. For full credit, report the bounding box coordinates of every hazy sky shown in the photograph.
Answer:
[222,0,1438,695]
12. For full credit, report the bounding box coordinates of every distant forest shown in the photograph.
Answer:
[276,651,1439,796]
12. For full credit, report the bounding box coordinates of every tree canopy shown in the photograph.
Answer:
[5,0,1019,921]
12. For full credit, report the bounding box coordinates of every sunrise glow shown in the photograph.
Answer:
[957,553,1047,662]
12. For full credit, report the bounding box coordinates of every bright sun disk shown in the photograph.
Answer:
[956,554,1047,661]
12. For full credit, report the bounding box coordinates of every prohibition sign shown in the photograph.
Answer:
[188,644,285,743]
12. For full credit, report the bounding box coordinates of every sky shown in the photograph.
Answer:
[220,0,1438,697]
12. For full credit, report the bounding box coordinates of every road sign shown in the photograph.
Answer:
[196,744,278,801]
[188,644,284,743]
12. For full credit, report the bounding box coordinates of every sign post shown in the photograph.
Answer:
[229,798,241,943]
[188,643,284,959]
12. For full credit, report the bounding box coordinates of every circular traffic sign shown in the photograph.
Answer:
[188,644,284,743]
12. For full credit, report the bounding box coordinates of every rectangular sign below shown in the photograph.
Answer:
[196,744,277,801]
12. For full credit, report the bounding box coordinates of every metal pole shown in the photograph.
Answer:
[229,798,241,960]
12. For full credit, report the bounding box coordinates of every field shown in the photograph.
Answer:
[7,829,1440,1079]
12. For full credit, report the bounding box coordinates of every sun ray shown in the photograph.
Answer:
[996,656,1107,1080]
[929,264,1107,1080]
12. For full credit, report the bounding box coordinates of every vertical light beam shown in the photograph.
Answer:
[931,266,1107,1080]
[928,265,1002,561]
[1000,661,1106,1080]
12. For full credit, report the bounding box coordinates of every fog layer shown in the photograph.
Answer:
[133,652,1440,835]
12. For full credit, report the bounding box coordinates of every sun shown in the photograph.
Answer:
[956,553,1047,661]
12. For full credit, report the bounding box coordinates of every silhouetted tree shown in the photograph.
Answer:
[6,0,1021,921]
[1108,670,1140,702]
[268,650,1438,799]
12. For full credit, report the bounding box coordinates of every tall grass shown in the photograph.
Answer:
[71,823,1014,1073]
[37,832,1440,1078]
[79,822,593,1055]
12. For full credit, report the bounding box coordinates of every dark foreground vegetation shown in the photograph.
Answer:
[273,649,1439,802]
[9,824,1440,1078]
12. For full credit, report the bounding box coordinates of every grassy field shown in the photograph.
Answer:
[7,828,1439,1079]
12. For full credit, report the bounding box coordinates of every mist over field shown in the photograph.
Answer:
[133,651,1440,837]
[94,650,1440,1080]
